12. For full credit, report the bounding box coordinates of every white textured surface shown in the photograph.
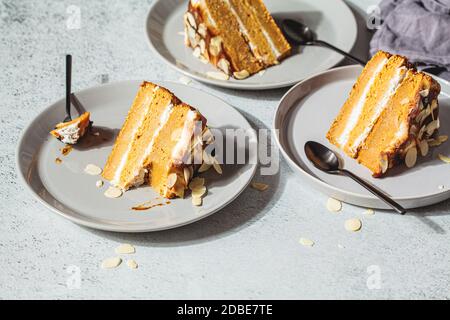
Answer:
[2,0,450,300]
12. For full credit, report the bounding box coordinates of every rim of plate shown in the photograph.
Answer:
[144,0,358,90]
[273,65,450,202]
[15,80,258,232]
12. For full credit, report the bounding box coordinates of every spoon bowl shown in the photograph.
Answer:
[304,141,406,214]
[304,141,340,172]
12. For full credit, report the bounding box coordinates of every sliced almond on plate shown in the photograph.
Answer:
[84,164,102,176]
[405,147,417,168]
[104,186,123,199]
[438,154,450,163]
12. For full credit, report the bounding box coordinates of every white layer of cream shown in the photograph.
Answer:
[171,110,198,165]
[349,66,407,153]
[55,122,81,144]
[128,101,176,189]
[111,86,160,188]
[336,57,389,147]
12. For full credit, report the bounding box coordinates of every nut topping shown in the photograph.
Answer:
[405,147,417,168]
[419,140,429,156]
[209,36,223,57]
[184,12,197,29]
[233,70,250,80]
[217,58,231,75]
[197,23,207,38]
[419,89,429,97]
[167,173,178,188]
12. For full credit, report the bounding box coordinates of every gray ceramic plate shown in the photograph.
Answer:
[16,80,258,232]
[274,65,450,210]
[145,0,357,90]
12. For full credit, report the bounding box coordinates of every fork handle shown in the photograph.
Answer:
[66,54,72,121]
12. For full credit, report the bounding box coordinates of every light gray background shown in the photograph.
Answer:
[2,0,449,299]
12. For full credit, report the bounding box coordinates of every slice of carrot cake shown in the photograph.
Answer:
[50,112,90,144]
[327,51,441,177]
[184,0,291,80]
[102,81,212,199]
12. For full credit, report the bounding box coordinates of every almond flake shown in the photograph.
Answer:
[184,12,197,29]
[96,180,104,188]
[84,164,102,176]
[212,162,222,174]
[299,238,314,247]
[438,154,450,164]
[345,219,362,232]
[101,257,122,269]
[206,71,229,81]
[189,177,204,190]
[380,155,388,174]
[184,167,191,185]
[192,186,207,198]
[126,259,138,269]
[419,89,429,97]
[438,135,448,143]
[115,244,135,255]
[405,147,417,168]
[426,120,439,136]
[428,139,441,147]
[192,196,202,206]
[251,182,269,191]
[233,70,250,80]
[326,198,342,212]
[258,70,266,76]
[167,173,178,188]
[104,186,123,199]
[198,163,211,173]
[192,46,201,58]
[419,140,429,156]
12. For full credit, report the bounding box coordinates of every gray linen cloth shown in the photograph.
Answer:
[370,0,450,80]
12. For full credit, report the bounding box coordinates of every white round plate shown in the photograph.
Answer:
[274,65,450,210]
[145,0,357,90]
[16,80,257,232]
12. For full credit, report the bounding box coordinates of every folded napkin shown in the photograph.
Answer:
[370,0,450,80]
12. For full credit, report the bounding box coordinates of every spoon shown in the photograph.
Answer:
[304,141,406,214]
[282,19,366,66]
[63,54,72,123]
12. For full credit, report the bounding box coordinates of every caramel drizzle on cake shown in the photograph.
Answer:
[327,51,441,177]
[185,0,291,79]
[102,82,211,199]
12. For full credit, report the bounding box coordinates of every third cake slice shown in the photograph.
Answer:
[184,0,291,80]
[327,51,441,177]
[102,82,212,198]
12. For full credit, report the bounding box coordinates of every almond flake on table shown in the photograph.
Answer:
[345,218,362,232]
[299,238,314,247]
[101,257,122,269]
[326,198,342,212]
[127,260,138,269]
[115,244,135,254]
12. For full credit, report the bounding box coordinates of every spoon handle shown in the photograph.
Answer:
[66,54,72,121]
[313,40,366,66]
[340,169,406,214]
